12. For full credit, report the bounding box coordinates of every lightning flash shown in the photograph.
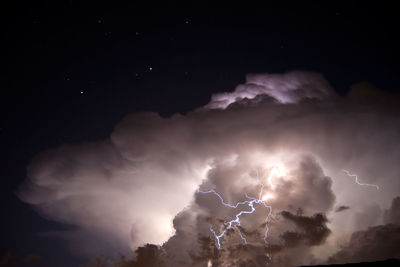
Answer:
[342,169,379,190]
[196,182,272,249]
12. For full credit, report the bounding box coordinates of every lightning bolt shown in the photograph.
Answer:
[196,182,272,249]
[342,169,379,190]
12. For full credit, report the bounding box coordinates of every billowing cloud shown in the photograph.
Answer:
[205,71,337,109]
[162,154,335,266]
[327,199,400,264]
[280,211,330,247]
[18,71,400,266]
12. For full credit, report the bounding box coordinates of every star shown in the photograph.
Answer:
[149,67,153,71]
[80,90,84,95]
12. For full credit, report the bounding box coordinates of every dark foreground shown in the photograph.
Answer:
[301,258,400,267]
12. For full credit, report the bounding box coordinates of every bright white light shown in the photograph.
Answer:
[267,164,287,189]
[262,193,275,201]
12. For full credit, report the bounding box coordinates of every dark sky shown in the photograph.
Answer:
[1,1,399,266]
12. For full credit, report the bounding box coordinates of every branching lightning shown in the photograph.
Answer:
[196,179,272,249]
[342,169,379,190]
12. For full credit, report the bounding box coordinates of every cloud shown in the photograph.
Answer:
[18,71,400,266]
[327,223,400,264]
[335,206,350,212]
[280,211,330,247]
[326,195,400,264]
[205,71,337,109]
[161,154,335,266]
[384,196,400,225]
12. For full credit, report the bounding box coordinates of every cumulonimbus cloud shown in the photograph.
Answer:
[327,197,400,264]
[18,71,400,266]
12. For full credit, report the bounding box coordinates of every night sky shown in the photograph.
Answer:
[2,2,400,267]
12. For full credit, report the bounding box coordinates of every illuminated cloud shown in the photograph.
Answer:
[162,154,335,266]
[18,71,400,266]
[205,71,336,109]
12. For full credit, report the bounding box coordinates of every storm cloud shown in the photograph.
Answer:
[18,71,400,265]
[327,196,400,264]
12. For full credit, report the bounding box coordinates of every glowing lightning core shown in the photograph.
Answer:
[342,169,379,190]
[196,184,272,249]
